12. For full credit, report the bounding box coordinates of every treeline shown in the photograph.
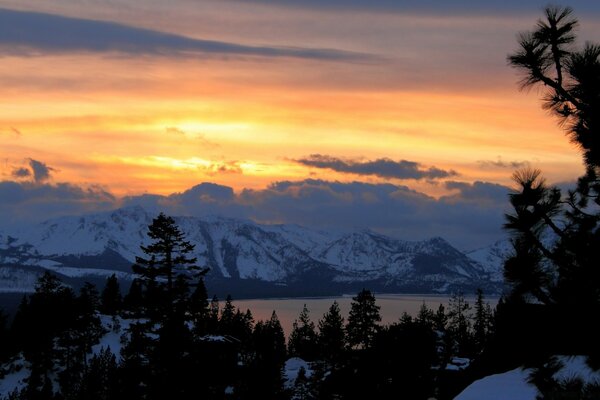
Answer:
[0,265,497,400]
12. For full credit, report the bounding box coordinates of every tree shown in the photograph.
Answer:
[416,302,435,330]
[317,301,345,363]
[506,5,600,310]
[100,274,122,316]
[219,295,236,335]
[288,304,318,361]
[122,278,144,315]
[447,291,472,356]
[346,289,381,349]
[473,288,493,353]
[189,278,209,335]
[132,213,207,319]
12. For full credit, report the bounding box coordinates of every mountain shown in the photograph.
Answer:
[0,206,505,297]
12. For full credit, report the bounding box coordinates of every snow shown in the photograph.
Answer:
[199,335,227,342]
[91,315,131,358]
[40,266,134,279]
[455,368,536,400]
[446,357,471,371]
[283,357,313,389]
[455,356,600,400]
[0,360,29,395]
[1,205,500,291]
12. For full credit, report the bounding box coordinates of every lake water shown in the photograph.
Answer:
[228,294,495,336]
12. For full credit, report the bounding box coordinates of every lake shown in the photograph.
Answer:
[227,294,497,336]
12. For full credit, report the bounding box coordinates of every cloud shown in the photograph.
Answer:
[0,8,376,62]
[442,180,510,206]
[0,181,116,229]
[230,0,600,16]
[27,158,54,183]
[11,167,31,179]
[1,127,21,137]
[477,158,530,169]
[119,179,509,249]
[165,127,185,136]
[294,154,458,180]
[0,178,511,250]
[165,126,219,149]
[9,158,55,183]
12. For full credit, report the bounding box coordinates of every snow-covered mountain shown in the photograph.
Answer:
[0,206,505,295]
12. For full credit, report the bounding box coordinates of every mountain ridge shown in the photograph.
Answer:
[0,206,507,296]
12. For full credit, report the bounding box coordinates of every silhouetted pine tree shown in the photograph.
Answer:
[346,289,381,349]
[219,295,236,335]
[507,4,600,311]
[79,347,119,400]
[473,288,493,353]
[245,312,287,399]
[503,6,600,369]
[100,274,122,316]
[416,302,435,330]
[447,291,472,356]
[207,295,220,334]
[288,304,318,361]
[317,301,345,364]
[0,309,8,363]
[132,213,205,320]
[122,278,144,315]
[189,278,209,335]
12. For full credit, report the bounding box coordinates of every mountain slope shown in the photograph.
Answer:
[0,206,504,295]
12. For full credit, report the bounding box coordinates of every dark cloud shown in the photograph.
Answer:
[0,8,376,62]
[119,179,508,249]
[11,167,31,179]
[442,180,510,206]
[477,158,530,169]
[27,158,54,183]
[0,181,116,230]
[294,154,457,180]
[0,178,511,250]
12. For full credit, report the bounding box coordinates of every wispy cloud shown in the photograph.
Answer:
[165,126,219,149]
[477,157,530,169]
[10,158,55,183]
[0,8,376,62]
[1,127,22,137]
[294,154,458,180]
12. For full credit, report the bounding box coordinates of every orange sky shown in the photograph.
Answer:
[1,1,598,198]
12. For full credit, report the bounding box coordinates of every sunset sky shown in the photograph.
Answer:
[1,1,599,249]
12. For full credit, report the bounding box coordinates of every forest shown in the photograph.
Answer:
[0,219,495,400]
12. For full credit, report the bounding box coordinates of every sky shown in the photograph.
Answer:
[1,1,599,250]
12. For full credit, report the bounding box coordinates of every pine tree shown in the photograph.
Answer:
[122,278,144,315]
[189,278,209,335]
[207,295,220,334]
[0,309,8,363]
[100,274,122,316]
[416,302,435,330]
[317,301,345,364]
[288,304,318,361]
[447,291,473,356]
[473,288,493,353]
[346,289,381,349]
[219,295,236,335]
[506,5,600,310]
[132,213,207,320]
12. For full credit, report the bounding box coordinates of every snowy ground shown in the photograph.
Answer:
[283,357,313,389]
[455,356,600,400]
